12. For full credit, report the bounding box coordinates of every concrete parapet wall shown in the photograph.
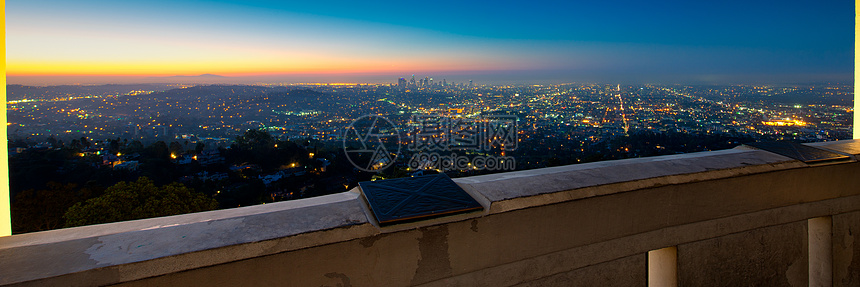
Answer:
[2,140,860,286]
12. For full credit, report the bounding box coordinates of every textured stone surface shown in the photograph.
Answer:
[513,255,646,287]
[0,192,374,286]
[453,149,804,213]
[678,221,807,287]
[833,211,860,286]
[807,139,860,156]
[115,229,425,287]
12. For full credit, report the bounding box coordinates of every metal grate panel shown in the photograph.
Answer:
[359,173,483,226]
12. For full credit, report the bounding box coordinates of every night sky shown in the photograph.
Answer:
[6,0,854,85]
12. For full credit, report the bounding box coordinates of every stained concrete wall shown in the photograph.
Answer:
[678,221,808,286]
[513,255,647,287]
[2,141,860,286]
[833,211,860,286]
[114,163,860,286]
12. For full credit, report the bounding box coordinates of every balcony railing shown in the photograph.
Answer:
[1,140,859,286]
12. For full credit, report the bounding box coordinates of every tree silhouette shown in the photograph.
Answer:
[64,177,218,227]
[169,141,184,155]
[80,137,91,149]
[235,129,275,151]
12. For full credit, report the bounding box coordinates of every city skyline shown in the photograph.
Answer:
[6,0,854,85]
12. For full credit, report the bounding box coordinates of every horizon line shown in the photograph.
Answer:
[6,71,853,87]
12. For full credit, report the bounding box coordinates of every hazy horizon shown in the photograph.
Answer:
[7,0,853,86]
[7,71,854,87]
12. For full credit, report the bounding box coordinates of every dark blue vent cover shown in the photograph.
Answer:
[359,173,483,226]
[746,142,849,163]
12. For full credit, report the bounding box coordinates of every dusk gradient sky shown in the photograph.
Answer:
[6,0,854,85]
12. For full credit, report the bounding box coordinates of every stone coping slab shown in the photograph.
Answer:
[0,192,373,285]
[454,148,805,213]
[805,139,860,157]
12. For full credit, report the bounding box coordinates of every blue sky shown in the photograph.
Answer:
[6,0,854,84]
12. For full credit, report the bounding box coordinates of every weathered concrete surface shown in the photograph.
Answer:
[0,192,376,286]
[115,228,425,287]
[2,146,860,286]
[807,139,860,157]
[113,162,860,287]
[440,162,860,277]
[512,255,647,287]
[421,195,860,287]
[454,149,805,213]
[2,191,364,249]
[833,211,860,286]
[678,221,808,287]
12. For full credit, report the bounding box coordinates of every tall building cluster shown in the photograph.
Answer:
[396,75,472,89]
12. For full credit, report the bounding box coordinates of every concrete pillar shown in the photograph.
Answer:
[809,217,832,287]
[648,246,677,287]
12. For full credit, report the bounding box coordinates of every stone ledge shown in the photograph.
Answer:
[4,141,860,286]
[0,192,375,286]
[106,161,860,287]
[806,139,860,158]
[454,148,805,214]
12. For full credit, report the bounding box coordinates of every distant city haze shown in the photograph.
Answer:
[6,0,853,86]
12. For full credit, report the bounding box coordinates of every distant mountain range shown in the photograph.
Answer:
[144,74,233,84]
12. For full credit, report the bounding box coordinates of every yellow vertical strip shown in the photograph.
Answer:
[0,0,10,237]
[855,2,859,139]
